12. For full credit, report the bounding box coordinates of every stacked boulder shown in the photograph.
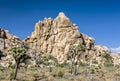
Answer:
[24,12,110,63]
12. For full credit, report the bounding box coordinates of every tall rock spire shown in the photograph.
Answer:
[24,12,95,62]
[54,12,72,27]
[57,12,69,19]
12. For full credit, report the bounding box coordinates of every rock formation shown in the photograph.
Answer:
[0,27,22,52]
[23,12,109,63]
[111,54,120,65]
[0,12,117,67]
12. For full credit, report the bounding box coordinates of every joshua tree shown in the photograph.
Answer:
[10,47,30,80]
[43,54,58,72]
[67,44,85,75]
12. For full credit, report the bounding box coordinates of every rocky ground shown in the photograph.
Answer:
[0,64,120,81]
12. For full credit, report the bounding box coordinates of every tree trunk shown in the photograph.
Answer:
[49,65,52,72]
[13,63,19,80]
[74,62,77,76]
[71,61,73,74]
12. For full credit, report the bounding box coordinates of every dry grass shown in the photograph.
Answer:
[0,65,120,81]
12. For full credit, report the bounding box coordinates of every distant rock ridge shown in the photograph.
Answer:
[0,28,22,52]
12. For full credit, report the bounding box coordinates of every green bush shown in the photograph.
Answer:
[43,61,50,65]
[79,61,86,67]
[53,70,65,78]
[90,68,95,74]
[103,53,113,63]
[115,65,120,68]
[8,71,14,80]
[44,55,57,62]
[92,61,98,64]
[104,62,114,67]
[57,70,64,77]
[98,64,102,69]
[0,65,4,72]
[9,64,16,69]
[52,74,57,77]
[56,62,67,67]
[56,63,65,68]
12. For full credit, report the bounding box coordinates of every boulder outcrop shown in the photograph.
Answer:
[0,28,22,52]
[23,12,102,62]
[0,12,115,67]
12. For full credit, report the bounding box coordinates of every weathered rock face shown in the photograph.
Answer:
[0,28,22,52]
[111,54,120,65]
[94,45,110,56]
[24,12,95,62]
[92,45,111,65]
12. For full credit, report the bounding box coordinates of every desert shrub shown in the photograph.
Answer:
[103,53,113,63]
[92,61,98,64]
[43,55,58,72]
[90,68,95,74]
[53,69,65,78]
[102,53,114,67]
[104,62,114,67]
[114,73,120,76]
[56,62,67,68]
[43,55,58,66]
[98,64,102,69]
[57,70,64,77]
[23,64,28,69]
[9,64,16,69]
[8,70,14,80]
[24,80,29,81]
[89,66,99,74]
[43,61,50,65]
[79,61,86,67]
[114,65,120,68]
[52,74,57,77]
[0,65,4,72]
[57,63,64,67]
[44,55,57,62]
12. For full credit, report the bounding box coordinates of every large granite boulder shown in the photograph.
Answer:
[23,12,96,62]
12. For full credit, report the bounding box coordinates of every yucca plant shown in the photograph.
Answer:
[67,44,85,75]
[10,47,30,80]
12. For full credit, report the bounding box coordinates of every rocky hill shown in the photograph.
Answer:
[0,12,119,67]
[0,28,22,52]
[23,12,110,63]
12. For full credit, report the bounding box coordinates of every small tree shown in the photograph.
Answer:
[67,44,85,75]
[102,53,113,67]
[43,54,57,72]
[103,53,113,63]
[10,47,30,80]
